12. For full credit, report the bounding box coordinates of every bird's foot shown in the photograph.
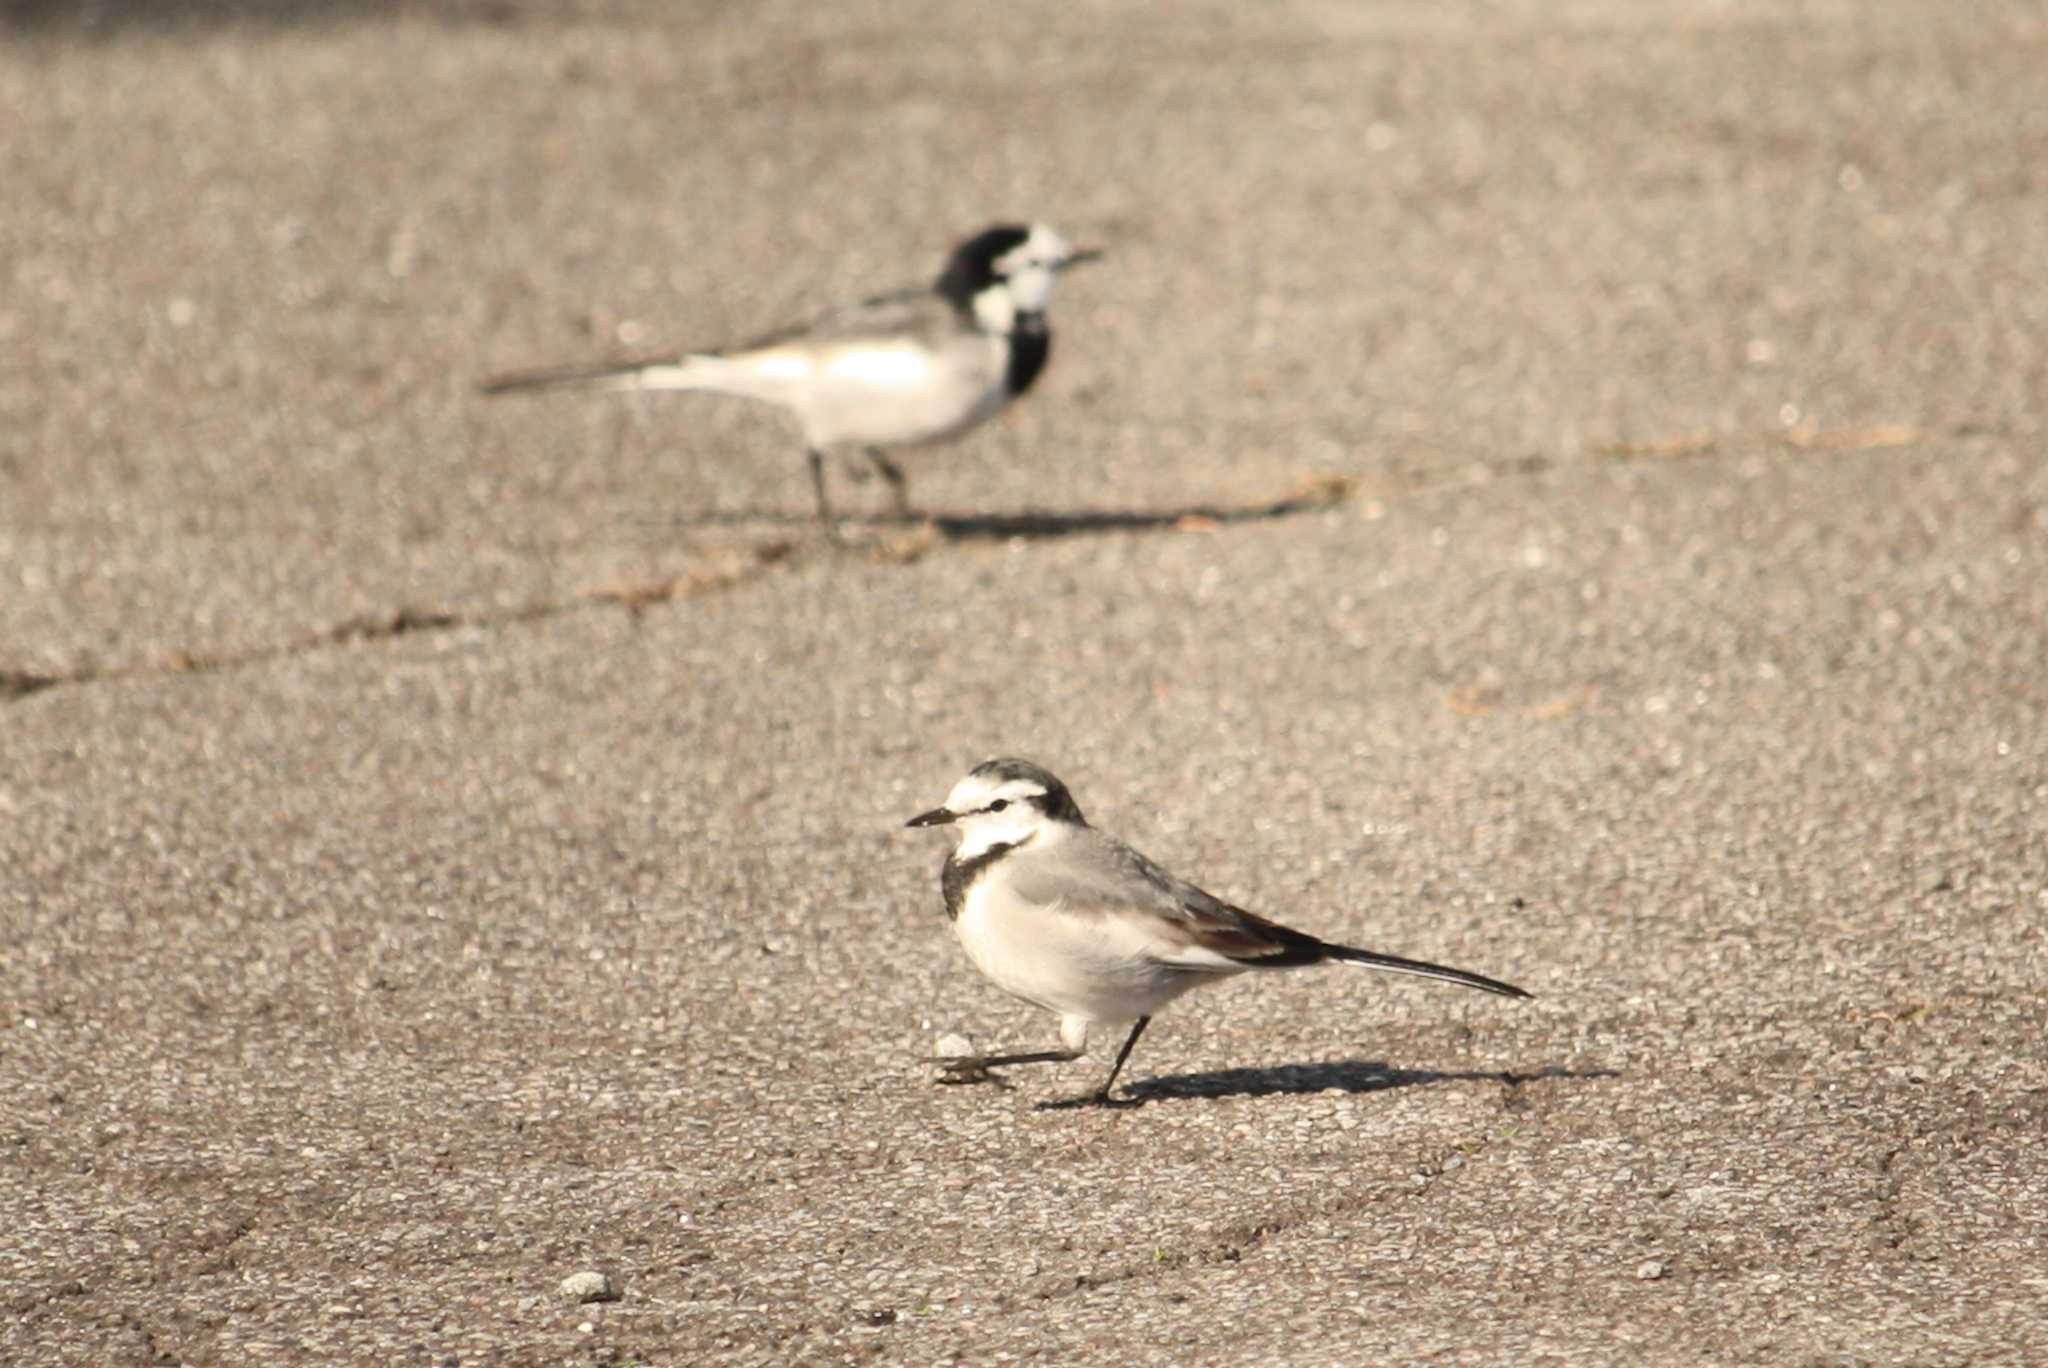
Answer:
[931,1055,1010,1088]
[930,1046,1080,1089]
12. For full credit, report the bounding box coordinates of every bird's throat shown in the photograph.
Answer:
[941,839,1024,921]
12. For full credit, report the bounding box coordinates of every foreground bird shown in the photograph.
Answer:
[907,758,1531,1106]
[479,222,1099,531]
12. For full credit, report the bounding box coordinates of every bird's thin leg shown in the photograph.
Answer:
[1036,1017,1152,1110]
[933,1047,1080,1087]
[864,448,913,519]
[1093,1016,1151,1102]
[806,448,843,540]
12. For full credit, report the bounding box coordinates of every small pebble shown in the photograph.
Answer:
[1635,1260,1666,1281]
[560,1270,619,1304]
[933,1033,975,1059]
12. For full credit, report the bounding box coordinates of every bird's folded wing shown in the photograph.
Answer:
[732,285,949,352]
[1002,832,1323,970]
[1160,882,1327,967]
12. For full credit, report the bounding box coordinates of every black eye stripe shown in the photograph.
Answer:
[979,788,1052,816]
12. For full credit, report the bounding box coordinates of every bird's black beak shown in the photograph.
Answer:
[1060,248,1104,271]
[906,807,958,829]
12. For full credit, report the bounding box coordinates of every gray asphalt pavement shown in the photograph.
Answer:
[4,2,2046,1363]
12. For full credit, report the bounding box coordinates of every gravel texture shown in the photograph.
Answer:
[4,2,2045,1364]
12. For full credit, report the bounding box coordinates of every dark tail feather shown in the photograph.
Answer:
[1324,943,1532,999]
[476,357,679,396]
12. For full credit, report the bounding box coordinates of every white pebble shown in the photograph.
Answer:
[560,1270,619,1304]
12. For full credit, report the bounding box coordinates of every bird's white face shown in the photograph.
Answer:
[992,224,1092,315]
[911,770,1069,859]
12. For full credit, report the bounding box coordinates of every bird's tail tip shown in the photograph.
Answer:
[476,365,611,396]
[1329,944,1532,1000]
[476,356,698,396]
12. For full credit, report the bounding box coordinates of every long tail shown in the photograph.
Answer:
[1324,942,1532,999]
[477,355,717,396]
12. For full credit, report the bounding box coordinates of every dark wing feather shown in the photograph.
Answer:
[1171,893,1331,966]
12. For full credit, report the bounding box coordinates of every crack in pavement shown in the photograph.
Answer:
[0,478,1347,705]
[2,417,1957,707]
[0,544,797,706]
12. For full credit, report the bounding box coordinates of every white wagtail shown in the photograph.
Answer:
[479,223,1100,530]
[907,758,1532,1107]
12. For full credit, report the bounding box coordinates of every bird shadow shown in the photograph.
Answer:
[926,493,1335,540]
[636,483,1348,543]
[1,0,530,32]
[1118,1060,1616,1105]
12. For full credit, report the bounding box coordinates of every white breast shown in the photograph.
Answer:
[796,330,1010,449]
[953,876,1218,1027]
